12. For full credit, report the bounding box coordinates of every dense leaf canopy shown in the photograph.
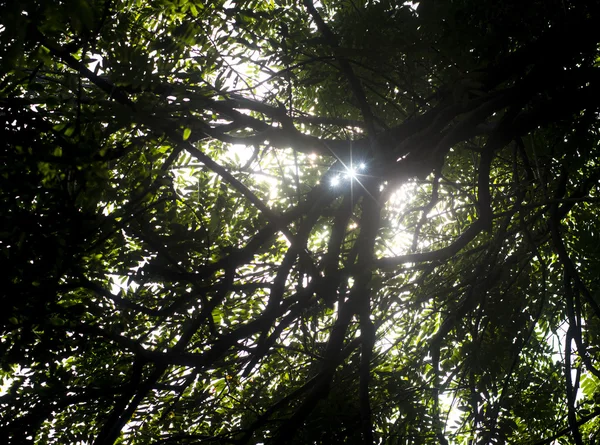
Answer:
[3,0,600,444]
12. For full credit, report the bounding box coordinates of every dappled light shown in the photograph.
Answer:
[3,1,600,444]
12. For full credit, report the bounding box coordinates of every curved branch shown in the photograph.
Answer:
[377,220,484,269]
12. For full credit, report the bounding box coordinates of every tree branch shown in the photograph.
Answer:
[302,0,378,143]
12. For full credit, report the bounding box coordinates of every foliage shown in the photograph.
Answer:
[2,0,600,444]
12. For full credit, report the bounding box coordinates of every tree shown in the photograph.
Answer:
[2,0,600,443]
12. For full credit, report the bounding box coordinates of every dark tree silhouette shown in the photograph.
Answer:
[3,1,600,444]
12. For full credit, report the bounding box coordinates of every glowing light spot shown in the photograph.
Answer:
[358,162,366,170]
[331,176,340,187]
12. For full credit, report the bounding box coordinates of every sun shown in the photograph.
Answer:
[330,161,367,187]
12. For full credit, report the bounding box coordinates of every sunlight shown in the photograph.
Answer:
[344,167,357,179]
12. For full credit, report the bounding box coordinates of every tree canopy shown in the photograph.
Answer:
[3,0,600,443]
